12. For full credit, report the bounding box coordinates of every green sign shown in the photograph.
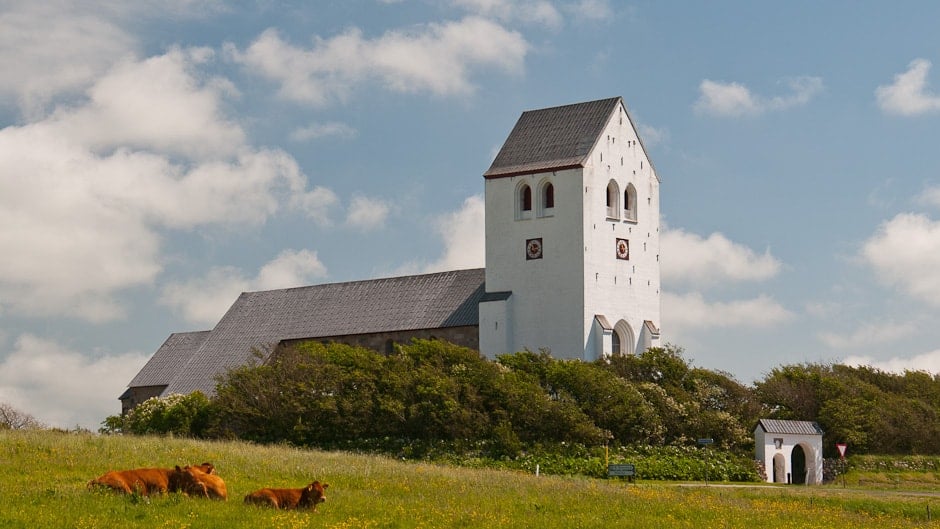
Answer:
[607,464,636,477]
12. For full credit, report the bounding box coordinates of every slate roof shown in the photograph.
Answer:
[484,97,623,178]
[756,419,824,436]
[129,331,210,387]
[156,268,487,396]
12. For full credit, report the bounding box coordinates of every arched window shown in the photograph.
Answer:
[624,183,637,222]
[606,180,620,220]
[515,182,534,220]
[611,331,621,355]
[537,179,555,217]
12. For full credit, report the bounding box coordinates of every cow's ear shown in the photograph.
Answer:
[322,483,329,489]
[175,465,182,471]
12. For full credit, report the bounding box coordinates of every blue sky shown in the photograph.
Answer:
[3,1,940,429]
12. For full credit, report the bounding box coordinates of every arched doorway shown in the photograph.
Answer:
[791,445,807,484]
[772,453,786,483]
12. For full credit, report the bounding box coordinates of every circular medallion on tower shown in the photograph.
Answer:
[616,238,629,260]
[526,238,543,260]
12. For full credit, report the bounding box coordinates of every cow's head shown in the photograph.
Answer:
[300,481,328,508]
[171,465,208,497]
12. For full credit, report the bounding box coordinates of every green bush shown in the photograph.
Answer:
[104,392,213,436]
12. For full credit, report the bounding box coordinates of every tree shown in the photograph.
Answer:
[0,402,44,430]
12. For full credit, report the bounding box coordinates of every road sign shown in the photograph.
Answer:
[836,443,847,459]
[697,438,714,445]
[608,464,636,477]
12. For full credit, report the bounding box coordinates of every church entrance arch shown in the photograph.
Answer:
[613,320,635,356]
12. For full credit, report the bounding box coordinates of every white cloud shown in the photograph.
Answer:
[0,3,135,116]
[290,121,358,142]
[453,0,563,27]
[346,195,392,231]
[160,249,328,325]
[0,1,227,117]
[160,266,249,325]
[637,123,668,147]
[0,48,325,321]
[818,320,917,349]
[564,0,614,21]
[918,185,940,209]
[862,213,940,305]
[0,334,150,430]
[228,17,528,106]
[843,349,940,376]
[876,59,940,116]
[424,194,486,273]
[256,249,328,290]
[291,186,341,226]
[54,47,245,160]
[663,291,793,333]
[661,228,782,287]
[695,76,823,117]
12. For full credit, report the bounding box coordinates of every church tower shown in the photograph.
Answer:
[479,97,661,361]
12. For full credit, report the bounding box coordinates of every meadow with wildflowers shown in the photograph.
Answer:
[3,429,940,529]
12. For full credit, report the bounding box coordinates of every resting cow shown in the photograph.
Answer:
[88,462,215,496]
[244,481,328,510]
[177,464,228,500]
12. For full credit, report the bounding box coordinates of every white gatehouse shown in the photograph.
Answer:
[754,419,824,485]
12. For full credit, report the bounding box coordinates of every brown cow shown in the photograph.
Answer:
[88,462,215,496]
[244,481,328,510]
[178,464,228,500]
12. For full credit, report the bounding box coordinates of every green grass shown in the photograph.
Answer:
[2,430,940,528]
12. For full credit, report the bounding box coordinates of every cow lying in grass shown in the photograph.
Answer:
[244,481,328,511]
[88,463,216,496]
[176,464,228,500]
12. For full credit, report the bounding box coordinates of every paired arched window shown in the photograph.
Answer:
[517,179,556,220]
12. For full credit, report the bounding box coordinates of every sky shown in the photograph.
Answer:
[4,1,940,430]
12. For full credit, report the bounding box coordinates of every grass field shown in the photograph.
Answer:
[2,430,940,528]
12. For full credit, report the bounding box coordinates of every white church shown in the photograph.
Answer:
[121,97,662,412]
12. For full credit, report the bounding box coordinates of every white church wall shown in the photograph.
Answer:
[483,168,587,358]
[581,104,661,358]
[478,296,511,355]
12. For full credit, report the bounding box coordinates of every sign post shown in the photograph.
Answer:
[698,438,714,486]
[836,443,847,488]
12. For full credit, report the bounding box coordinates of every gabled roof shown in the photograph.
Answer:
[158,268,486,396]
[756,419,824,436]
[128,331,210,387]
[484,97,622,178]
